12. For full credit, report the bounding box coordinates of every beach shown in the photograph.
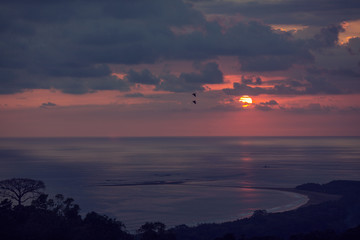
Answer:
[255,187,342,208]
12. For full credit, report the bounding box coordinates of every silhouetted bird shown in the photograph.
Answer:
[193,100,197,104]
[192,93,196,97]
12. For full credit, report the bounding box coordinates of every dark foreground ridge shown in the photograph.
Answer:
[0,179,360,240]
[172,180,360,240]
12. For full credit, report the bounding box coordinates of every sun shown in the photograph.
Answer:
[239,95,252,107]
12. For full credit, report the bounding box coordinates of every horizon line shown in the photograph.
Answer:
[1,135,359,139]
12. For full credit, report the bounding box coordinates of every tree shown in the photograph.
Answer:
[0,178,45,206]
[31,193,51,210]
[83,212,129,240]
[137,222,175,240]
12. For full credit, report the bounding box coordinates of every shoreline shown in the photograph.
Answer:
[172,185,341,231]
[250,187,342,208]
[183,183,342,209]
[95,182,342,231]
[102,181,342,212]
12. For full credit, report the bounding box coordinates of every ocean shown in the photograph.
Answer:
[0,137,359,231]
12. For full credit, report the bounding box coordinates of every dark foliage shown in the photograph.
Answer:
[214,233,237,240]
[1,179,360,240]
[0,193,133,240]
[137,222,176,240]
[340,224,360,240]
[0,178,45,206]
[289,225,360,240]
[83,212,131,240]
[296,180,360,196]
[173,180,360,240]
[295,183,324,192]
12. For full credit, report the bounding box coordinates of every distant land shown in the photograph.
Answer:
[172,180,360,240]
[1,180,360,240]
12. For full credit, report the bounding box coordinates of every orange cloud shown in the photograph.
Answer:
[339,20,360,44]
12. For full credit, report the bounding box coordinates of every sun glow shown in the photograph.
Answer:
[339,20,360,44]
[239,95,253,108]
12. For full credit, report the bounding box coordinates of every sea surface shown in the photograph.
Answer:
[0,137,359,230]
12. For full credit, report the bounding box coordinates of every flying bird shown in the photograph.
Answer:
[192,92,197,104]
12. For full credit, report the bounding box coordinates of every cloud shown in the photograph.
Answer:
[262,100,279,106]
[255,105,274,111]
[303,75,341,94]
[223,82,267,96]
[0,0,205,94]
[307,25,345,49]
[48,76,131,94]
[196,0,360,26]
[103,0,205,26]
[347,37,360,54]
[180,62,223,84]
[210,104,245,112]
[285,103,336,113]
[255,100,279,111]
[156,62,224,92]
[126,69,161,85]
[254,102,338,113]
[240,55,312,72]
[0,0,358,95]
[183,21,309,59]
[238,24,346,72]
[241,76,262,85]
[45,64,112,79]
[125,93,145,98]
[223,73,345,96]
[0,70,18,94]
[87,76,131,92]
[40,102,57,108]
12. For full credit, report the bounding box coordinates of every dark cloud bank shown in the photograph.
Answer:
[0,0,359,95]
[195,0,360,26]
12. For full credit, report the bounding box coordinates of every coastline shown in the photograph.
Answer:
[185,183,342,210]
[251,187,342,208]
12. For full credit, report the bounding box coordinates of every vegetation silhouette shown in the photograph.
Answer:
[173,180,360,240]
[137,222,176,240]
[1,178,360,240]
[0,178,133,240]
[0,178,45,206]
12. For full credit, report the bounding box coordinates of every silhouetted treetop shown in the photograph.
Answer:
[0,178,45,206]
[137,222,176,240]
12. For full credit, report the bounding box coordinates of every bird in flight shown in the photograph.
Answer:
[192,92,197,104]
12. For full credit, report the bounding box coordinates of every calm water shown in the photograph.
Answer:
[0,137,359,230]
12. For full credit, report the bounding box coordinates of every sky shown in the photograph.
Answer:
[0,0,360,137]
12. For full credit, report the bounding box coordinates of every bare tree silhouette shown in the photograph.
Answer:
[0,178,45,206]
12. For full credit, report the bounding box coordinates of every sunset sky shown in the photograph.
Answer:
[1,0,360,137]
